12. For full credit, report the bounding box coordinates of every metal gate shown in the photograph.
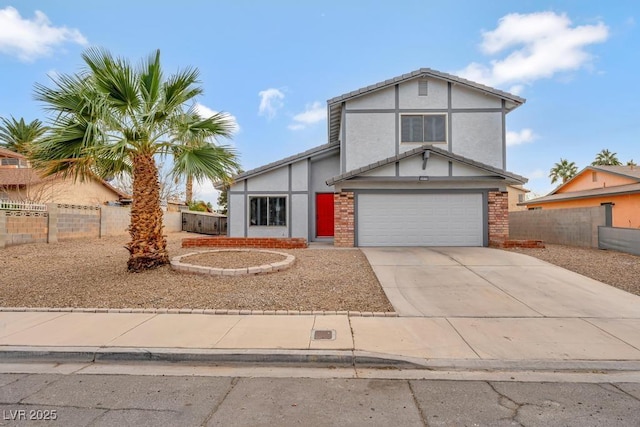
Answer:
[181,211,227,235]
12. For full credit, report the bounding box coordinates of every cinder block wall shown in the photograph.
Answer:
[0,210,48,247]
[1,205,185,248]
[101,206,182,236]
[509,206,606,248]
[48,204,100,241]
[163,211,182,233]
[101,205,131,236]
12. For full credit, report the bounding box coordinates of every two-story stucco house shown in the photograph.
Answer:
[222,68,527,247]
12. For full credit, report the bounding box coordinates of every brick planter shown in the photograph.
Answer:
[182,236,307,249]
[498,240,545,249]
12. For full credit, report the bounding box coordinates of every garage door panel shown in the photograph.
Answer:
[357,194,483,246]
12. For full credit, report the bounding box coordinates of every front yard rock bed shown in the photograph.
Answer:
[0,232,393,312]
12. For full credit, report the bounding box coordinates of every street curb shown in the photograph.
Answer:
[0,347,421,369]
[2,347,640,373]
[0,307,398,317]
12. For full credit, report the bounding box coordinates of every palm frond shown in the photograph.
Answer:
[139,49,163,115]
[171,143,239,184]
[82,47,141,114]
[162,67,202,114]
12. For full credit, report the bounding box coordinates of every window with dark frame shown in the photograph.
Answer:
[249,196,286,226]
[401,115,446,143]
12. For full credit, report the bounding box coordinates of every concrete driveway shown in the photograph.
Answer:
[362,247,640,319]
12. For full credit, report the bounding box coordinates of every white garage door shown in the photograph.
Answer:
[357,193,484,246]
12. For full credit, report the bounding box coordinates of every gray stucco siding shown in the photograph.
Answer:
[398,153,449,177]
[451,162,494,177]
[246,167,289,192]
[362,163,396,177]
[451,85,502,109]
[345,86,395,109]
[228,194,245,236]
[398,78,448,109]
[451,112,503,169]
[290,160,309,192]
[291,194,309,238]
[345,113,396,171]
[310,153,339,193]
[229,181,244,192]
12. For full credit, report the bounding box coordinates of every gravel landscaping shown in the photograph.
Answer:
[0,233,393,312]
[505,244,640,297]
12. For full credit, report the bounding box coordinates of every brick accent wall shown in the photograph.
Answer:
[488,191,509,247]
[334,192,355,247]
[182,237,307,249]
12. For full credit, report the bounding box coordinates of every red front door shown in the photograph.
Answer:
[316,193,334,237]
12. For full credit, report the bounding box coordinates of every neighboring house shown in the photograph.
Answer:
[0,147,128,205]
[221,68,527,247]
[523,165,640,228]
[507,185,530,212]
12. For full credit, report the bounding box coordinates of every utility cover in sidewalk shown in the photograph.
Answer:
[312,329,335,340]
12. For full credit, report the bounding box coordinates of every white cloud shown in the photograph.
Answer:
[194,102,240,135]
[258,88,285,119]
[0,6,88,61]
[288,101,325,130]
[506,128,537,146]
[457,12,609,92]
[528,169,547,179]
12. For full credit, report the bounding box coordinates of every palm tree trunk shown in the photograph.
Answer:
[126,153,168,271]
[185,174,193,205]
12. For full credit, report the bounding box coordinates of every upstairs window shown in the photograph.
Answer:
[401,114,446,144]
[249,196,286,226]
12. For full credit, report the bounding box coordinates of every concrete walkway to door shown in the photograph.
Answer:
[361,247,640,360]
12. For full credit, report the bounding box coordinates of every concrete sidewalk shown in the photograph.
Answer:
[1,311,640,372]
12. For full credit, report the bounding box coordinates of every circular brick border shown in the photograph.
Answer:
[170,249,295,276]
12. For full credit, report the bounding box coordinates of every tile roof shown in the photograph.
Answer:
[590,165,640,180]
[0,167,129,199]
[0,147,26,159]
[546,165,640,197]
[326,144,527,186]
[525,182,640,205]
[0,168,46,185]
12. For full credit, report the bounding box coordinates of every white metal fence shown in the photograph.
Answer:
[0,200,48,211]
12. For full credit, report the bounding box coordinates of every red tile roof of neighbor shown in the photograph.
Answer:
[0,147,26,159]
[0,168,47,185]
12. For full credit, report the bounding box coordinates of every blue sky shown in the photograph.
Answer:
[0,1,638,204]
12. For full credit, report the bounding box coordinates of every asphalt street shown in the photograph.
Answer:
[1,368,639,426]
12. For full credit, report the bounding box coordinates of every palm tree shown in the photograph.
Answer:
[627,159,636,167]
[0,116,46,155]
[549,159,578,184]
[170,110,237,205]
[32,48,239,271]
[592,149,622,166]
